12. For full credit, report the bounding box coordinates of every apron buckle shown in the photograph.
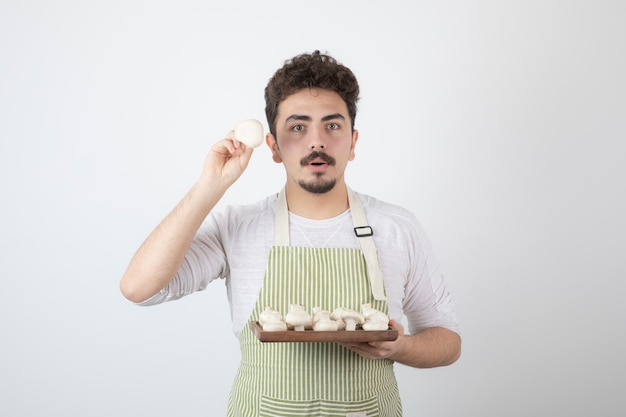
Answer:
[354,226,373,237]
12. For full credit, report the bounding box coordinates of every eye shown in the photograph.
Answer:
[290,124,305,132]
[326,122,340,130]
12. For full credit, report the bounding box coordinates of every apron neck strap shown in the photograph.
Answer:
[274,186,386,300]
[274,187,290,246]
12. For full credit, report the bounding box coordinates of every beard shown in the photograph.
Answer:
[298,176,337,194]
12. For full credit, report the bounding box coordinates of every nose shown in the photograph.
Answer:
[308,126,326,150]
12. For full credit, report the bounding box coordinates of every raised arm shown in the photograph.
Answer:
[119,136,254,303]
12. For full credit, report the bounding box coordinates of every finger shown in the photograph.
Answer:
[389,319,404,333]
[224,130,244,150]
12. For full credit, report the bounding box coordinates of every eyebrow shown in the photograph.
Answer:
[322,113,346,122]
[284,113,346,124]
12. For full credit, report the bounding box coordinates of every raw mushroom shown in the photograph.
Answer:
[262,321,288,331]
[330,307,347,330]
[311,306,325,323]
[313,312,339,332]
[362,319,389,331]
[329,307,344,330]
[312,307,339,332]
[259,306,282,325]
[285,304,312,331]
[332,307,364,331]
[361,303,389,322]
[361,303,390,331]
[234,119,264,148]
[259,306,287,331]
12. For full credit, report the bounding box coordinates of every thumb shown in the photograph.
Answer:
[389,319,404,334]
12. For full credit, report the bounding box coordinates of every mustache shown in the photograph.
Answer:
[300,151,336,166]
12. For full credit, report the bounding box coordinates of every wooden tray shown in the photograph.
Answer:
[250,321,398,343]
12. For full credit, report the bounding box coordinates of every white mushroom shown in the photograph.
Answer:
[259,306,287,331]
[361,303,390,331]
[234,119,264,148]
[311,306,325,323]
[331,307,364,331]
[330,307,347,330]
[285,303,312,331]
[311,308,339,331]
[362,320,389,331]
[262,321,288,331]
[361,303,389,323]
[313,311,339,332]
[259,306,282,325]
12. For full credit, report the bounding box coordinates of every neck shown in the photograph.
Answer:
[284,181,349,220]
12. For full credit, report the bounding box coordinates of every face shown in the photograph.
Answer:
[266,89,358,194]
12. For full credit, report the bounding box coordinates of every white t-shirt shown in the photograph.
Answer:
[140,191,460,337]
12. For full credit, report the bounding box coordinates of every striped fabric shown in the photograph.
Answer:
[227,246,402,417]
[259,395,378,417]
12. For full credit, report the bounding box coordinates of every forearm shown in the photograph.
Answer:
[391,326,461,368]
[119,177,227,303]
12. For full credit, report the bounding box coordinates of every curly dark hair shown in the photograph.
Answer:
[264,50,360,137]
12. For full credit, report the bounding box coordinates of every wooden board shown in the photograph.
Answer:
[249,321,398,343]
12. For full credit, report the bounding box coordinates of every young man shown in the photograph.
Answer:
[120,50,461,416]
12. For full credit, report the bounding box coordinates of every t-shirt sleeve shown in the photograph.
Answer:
[402,217,461,336]
[136,211,229,306]
[362,193,460,337]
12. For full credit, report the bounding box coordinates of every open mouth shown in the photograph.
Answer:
[301,151,335,167]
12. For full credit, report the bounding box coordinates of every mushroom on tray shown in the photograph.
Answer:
[285,303,312,331]
[259,306,287,331]
[361,303,390,331]
[311,307,340,331]
[330,307,365,331]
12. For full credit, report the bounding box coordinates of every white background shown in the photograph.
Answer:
[1,1,625,416]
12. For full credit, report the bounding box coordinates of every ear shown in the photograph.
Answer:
[265,132,282,163]
[349,129,359,161]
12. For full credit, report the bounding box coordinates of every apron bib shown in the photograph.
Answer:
[227,188,402,417]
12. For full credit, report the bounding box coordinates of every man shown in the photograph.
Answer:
[120,50,461,416]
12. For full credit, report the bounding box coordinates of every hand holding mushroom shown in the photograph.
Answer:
[234,119,264,148]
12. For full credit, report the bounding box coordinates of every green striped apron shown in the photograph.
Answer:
[226,188,402,417]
